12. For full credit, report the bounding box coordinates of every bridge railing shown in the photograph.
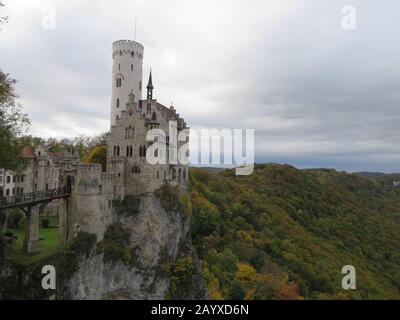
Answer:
[0,187,70,209]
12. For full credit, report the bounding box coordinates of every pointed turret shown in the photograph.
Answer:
[146,70,154,113]
[147,70,154,90]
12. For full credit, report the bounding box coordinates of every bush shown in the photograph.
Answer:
[3,230,15,238]
[41,218,50,229]
[99,223,133,265]
[6,209,24,229]
[3,230,17,245]
[164,255,195,299]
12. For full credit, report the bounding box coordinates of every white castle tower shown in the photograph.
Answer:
[110,40,144,126]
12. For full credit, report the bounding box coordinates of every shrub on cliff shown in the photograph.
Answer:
[155,184,191,218]
[99,223,133,266]
[163,255,195,299]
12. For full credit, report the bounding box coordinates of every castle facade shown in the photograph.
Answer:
[10,39,189,249]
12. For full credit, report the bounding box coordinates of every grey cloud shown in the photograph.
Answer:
[1,0,400,172]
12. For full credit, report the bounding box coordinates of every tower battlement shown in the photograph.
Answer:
[110,39,144,126]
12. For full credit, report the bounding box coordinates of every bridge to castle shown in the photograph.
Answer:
[0,187,71,210]
[0,186,71,254]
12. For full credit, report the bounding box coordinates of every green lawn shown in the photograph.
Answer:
[4,216,59,266]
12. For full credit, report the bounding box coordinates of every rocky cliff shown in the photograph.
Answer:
[0,185,206,300]
[65,186,205,300]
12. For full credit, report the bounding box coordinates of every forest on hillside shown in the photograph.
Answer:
[189,164,400,300]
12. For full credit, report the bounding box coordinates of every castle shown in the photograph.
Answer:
[8,39,190,253]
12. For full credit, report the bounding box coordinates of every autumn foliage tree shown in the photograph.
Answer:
[0,70,30,171]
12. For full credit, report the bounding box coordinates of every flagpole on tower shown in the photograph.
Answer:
[134,16,137,41]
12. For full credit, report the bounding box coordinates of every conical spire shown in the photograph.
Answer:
[146,70,154,90]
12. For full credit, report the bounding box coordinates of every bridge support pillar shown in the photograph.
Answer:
[23,205,40,254]
[58,198,70,248]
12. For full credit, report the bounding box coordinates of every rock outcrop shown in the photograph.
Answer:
[63,186,205,300]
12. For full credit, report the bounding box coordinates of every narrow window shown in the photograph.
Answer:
[131,64,133,71]
[116,98,120,108]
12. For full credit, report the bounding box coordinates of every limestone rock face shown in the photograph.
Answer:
[66,191,205,300]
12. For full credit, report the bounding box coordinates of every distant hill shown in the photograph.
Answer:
[354,172,389,177]
[189,164,400,299]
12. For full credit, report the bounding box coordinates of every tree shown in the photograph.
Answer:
[0,1,8,30]
[84,145,107,171]
[0,70,30,171]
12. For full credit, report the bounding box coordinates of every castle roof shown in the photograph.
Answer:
[22,145,36,159]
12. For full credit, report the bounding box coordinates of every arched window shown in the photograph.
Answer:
[143,145,146,157]
[172,168,177,180]
[125,127,128,138]
[132,166,141,174]
[152,112,157,120]
[129,146,133,157]
[119,50,122,56]
[131,64,133,71]
[139,145,143,157]
[183,169,186,180]
[131,51,134,57]
[128,125,134,138]
[126,146,129,157]
[178,168,182,180]
[116,98,120,108]
[117,146,120,156]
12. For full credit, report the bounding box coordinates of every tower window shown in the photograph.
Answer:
[119,63,121,71]
[116,98,120,108]
[116,78,122,87]
[132,166,141,174]
[131,51,134,57]
[131,64,133,71]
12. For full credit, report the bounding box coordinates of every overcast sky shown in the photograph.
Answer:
[1,0,400,172]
